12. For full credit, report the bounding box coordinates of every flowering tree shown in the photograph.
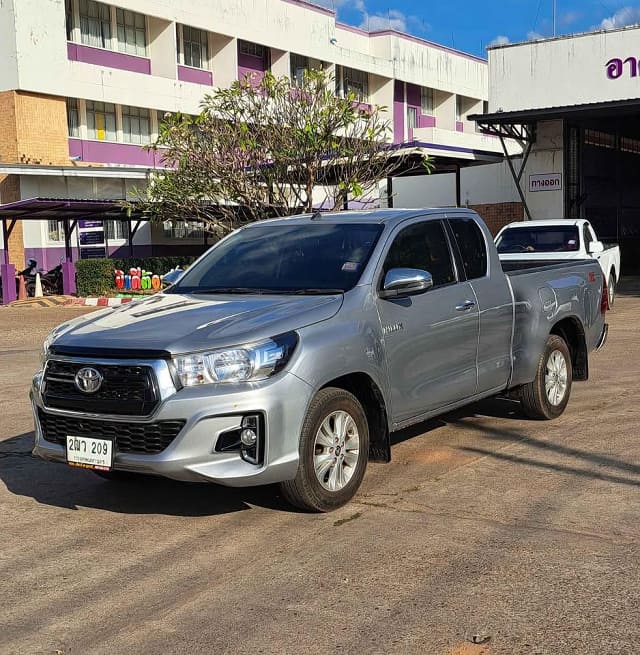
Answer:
[138,70,431,235]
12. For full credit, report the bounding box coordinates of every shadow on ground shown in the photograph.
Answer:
[4,394,639,516]
[0,432,294,516]
[616,276,640,298]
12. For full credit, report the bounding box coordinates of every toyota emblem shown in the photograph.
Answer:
[74,367,103,394]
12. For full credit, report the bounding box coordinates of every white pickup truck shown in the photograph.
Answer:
[495,219,621,305]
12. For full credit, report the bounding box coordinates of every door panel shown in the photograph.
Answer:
[375,219,479,424]
[447,216,513,393]
[379,282,479,422]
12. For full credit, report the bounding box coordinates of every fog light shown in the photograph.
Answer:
[240,414,262,465]
[240,428,257,447]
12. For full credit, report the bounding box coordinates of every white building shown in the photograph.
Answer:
[475,25,640,271]
[0,0,509,271]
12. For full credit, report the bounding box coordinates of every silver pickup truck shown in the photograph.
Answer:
[32,209,609,511]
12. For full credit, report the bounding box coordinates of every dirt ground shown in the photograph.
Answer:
[1,283,639,655]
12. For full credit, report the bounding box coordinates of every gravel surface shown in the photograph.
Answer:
[1,285,639,655]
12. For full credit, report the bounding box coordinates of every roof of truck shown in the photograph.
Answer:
[501,219,585,229]
[251,208,476,226]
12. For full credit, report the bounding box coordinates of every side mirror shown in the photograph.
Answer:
[379,268,434,299]
[589,241,604,255]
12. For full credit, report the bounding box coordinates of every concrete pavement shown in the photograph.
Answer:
[0,285,639,654]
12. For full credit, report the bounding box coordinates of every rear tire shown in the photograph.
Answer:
[608,273,616,308]
[519,335,572,420]
[280,387,369,512]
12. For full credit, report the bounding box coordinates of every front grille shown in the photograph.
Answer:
[38,409,185,455]
[43,359,159,416]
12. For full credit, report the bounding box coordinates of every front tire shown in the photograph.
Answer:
[280,387,369,512]
[519,335,573,420]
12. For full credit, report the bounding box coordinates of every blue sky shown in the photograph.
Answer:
[313,1,640,57]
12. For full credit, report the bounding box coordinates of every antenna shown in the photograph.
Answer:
[553,0,557,36]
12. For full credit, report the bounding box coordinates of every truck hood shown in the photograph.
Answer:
[50,292,344,356]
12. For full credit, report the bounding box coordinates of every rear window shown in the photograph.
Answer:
[496,226,580,254]
[448,217,487,279]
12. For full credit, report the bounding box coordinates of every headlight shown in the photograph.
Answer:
[40,333,55,368]
[173,332,298,386]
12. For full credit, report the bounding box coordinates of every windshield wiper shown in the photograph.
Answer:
[285,289,345,295]
[190,287,269,294]
[189,287,345,296]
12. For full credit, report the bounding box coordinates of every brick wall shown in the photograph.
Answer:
[0,175,23,270]
[0,91,19,163]
[15,92,70,166]
[470,202,524,236]
[0,91,69,269]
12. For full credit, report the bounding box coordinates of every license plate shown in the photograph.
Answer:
[66,436,113,471]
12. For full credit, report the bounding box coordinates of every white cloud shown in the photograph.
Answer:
[489,35,510,46]
[600,7,640,29]
[560,10,582,26]
[361,9,407,32]
[527,30,544,40]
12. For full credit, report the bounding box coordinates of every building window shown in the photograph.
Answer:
[585,129,616,149]
[455,96,463,121]
[239,40,265,58]
[79,0,112,49]
[407,106,417,130]
[116,8,146,57]
[66,98,80,137]
[290,53,309,86]
[122,105,151,144]
[86,100,117,141]
[163,220,205,239]
[105,220,127,240]
[48,220,64,242]
[421,87,434,115]
[65,0,74,40]
[337,66,369,103]
[178,25,209,69]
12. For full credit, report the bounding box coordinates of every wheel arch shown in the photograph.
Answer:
[550,316,588,381]
[319,372,391,463]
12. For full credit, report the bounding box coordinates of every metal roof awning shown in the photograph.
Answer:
[0,198,144,266]
[0,197,142,221]
[470,97,640,141]
[0,163,152,179]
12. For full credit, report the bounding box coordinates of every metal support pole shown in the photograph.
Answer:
[455,165,462,207]
[386,176,394,208]
[2,218,9,266]
[500,136,533,221]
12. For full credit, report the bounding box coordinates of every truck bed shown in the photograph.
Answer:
[500,259,591,274]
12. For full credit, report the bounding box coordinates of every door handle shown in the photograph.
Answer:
[455,300,476,312]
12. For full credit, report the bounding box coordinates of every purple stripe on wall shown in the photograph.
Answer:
[393,81,404,145]
[418,115,436,128]
[238,52,267,70]
[25,247,78,270]
[177,65,213,86]
[69,139,162,167]
[238,66,266,84]
[67,42,151,74]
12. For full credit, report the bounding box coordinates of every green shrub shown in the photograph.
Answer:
[76,259,116,296]
[75,256,197,297]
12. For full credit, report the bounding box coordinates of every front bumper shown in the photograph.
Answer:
[31,363,314,486]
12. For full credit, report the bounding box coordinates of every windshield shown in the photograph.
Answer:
[496,226,580,254]
[171,222,384,294]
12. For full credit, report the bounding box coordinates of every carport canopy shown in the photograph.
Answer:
[0,197,144,266]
